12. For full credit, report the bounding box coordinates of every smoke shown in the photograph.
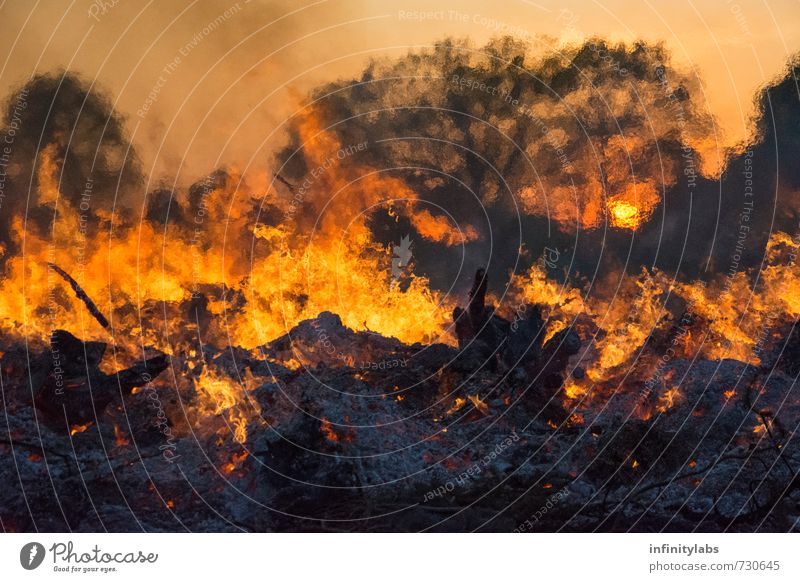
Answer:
[1,37,797,350]
[0,72,141,257]
[272,37,720,291]
[631,56,800,280]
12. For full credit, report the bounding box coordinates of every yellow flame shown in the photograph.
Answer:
[608,200,642,230]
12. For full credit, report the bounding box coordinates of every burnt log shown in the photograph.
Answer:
[524,327,581,422]
[454,268,490,348]
[34,330,168,429]
[453,269,508,371]
[47,263,109,328]
[468,267,488,331]
[453,307,473,349]
[503,304,544,367]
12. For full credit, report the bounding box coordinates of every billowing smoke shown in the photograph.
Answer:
[0,72,141,258]
[272,37,719,292]
[1,39,797,354]
[630,56,800,281]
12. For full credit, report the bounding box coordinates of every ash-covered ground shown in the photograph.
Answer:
[3,302,799,533]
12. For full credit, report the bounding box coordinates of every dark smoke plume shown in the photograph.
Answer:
[273,37,720,292]
[0,72,141,257]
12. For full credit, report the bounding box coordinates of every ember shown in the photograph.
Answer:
[69,423,93,436]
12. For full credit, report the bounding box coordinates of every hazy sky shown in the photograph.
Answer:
[1,0,798,183]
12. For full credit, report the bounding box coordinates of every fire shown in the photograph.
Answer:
[606,175,660,231]
[70,422,93,436]
[0,133,456,356]
[320,418,339,442]
[657,387,682,413]
[195,367,256,444]
[504,229,800,414]
[511,265,673,384]
[567,413,585,427]
[409,209,480,246]
[197,367,240,412]
[2,78,798,456]
[753,418,773,436]
[468,394,489,415]
[114,424,130,447]
[222,450,249,474]
[446,397,467,416]
[563,379,586,399]
[510,264,586,345]
[239,109,457,347]
[605,270,669,369]
[511,264,585,315]
[608,200,642,230]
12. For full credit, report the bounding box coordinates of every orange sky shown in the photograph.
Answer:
[1,0,798,183]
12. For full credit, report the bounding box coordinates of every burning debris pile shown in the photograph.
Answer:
[1,39,800,532]
[2,265,800,532]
